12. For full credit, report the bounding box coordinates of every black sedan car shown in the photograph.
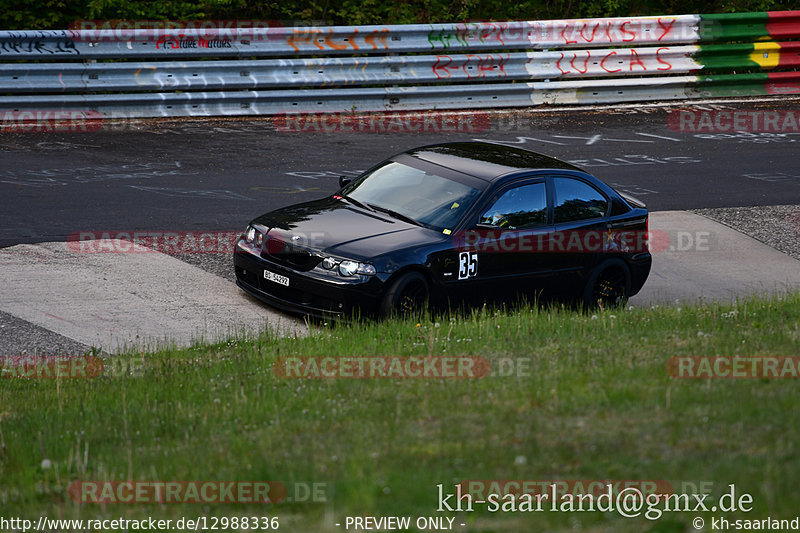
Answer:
[234,142,651,318]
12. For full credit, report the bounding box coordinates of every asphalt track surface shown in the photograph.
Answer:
[1,99,800,248]
[1,98,800,353]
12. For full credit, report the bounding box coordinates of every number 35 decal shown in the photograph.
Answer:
[458,252,478,280]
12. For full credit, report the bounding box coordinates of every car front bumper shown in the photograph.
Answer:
[233,240,386,319]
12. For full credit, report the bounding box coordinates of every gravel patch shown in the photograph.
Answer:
[0,310,95,357]
[692,205,800,261]
[170,252,235,283]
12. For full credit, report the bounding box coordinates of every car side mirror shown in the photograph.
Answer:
[475,222,498,230]
[339,176,352,188]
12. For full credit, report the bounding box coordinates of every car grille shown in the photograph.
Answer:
[261,233,322,272]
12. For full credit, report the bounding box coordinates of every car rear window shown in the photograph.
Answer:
[553,177,608,223]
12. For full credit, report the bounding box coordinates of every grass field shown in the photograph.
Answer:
[2,293,800,532]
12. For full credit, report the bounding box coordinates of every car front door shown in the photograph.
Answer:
[459,178,556,305]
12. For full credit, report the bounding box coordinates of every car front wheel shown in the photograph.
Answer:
[380,271,430,318]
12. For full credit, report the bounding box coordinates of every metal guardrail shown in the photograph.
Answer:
[3,73,798,117]
[3,43,800,93]
[1,11,799,117]
[0,17,705,59]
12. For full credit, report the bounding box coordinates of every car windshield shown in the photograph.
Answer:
[342,161,483,230]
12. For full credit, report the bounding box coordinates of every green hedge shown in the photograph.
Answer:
[2,0,796,30]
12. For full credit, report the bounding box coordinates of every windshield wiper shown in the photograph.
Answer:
[339,194,376,212]
[367,204,421,226]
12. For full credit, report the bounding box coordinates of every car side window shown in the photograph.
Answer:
[478,182,547,229]
[552,177,608,223]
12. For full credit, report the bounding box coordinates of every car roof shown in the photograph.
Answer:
[402,141,583,181]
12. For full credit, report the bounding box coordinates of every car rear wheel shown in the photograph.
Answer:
[380,271,430,318]
[583,259,631,310]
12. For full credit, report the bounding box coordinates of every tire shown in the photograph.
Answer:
[582,259,631,310]
[380,271,430,318]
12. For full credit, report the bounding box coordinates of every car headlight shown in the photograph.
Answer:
[339,260,359,276]
[245,225,264,247]
[357,263,377,276]
[322,257,376,276]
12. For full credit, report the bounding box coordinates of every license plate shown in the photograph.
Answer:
[263,270,289,287]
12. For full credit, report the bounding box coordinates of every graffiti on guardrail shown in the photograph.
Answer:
[0,11,798,117]
[426,16,696,49]
[553,47,676,75]
[287,27,390,53]
[0,30,79,55]
[433,53,510,79]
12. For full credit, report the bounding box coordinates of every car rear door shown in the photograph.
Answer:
[547,175,611,299]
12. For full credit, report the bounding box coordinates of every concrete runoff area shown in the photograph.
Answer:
[0,212,799,353]
[0,240,305,353]
[631,211,800,306]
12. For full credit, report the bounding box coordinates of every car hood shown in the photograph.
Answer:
[251,197,442,260]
